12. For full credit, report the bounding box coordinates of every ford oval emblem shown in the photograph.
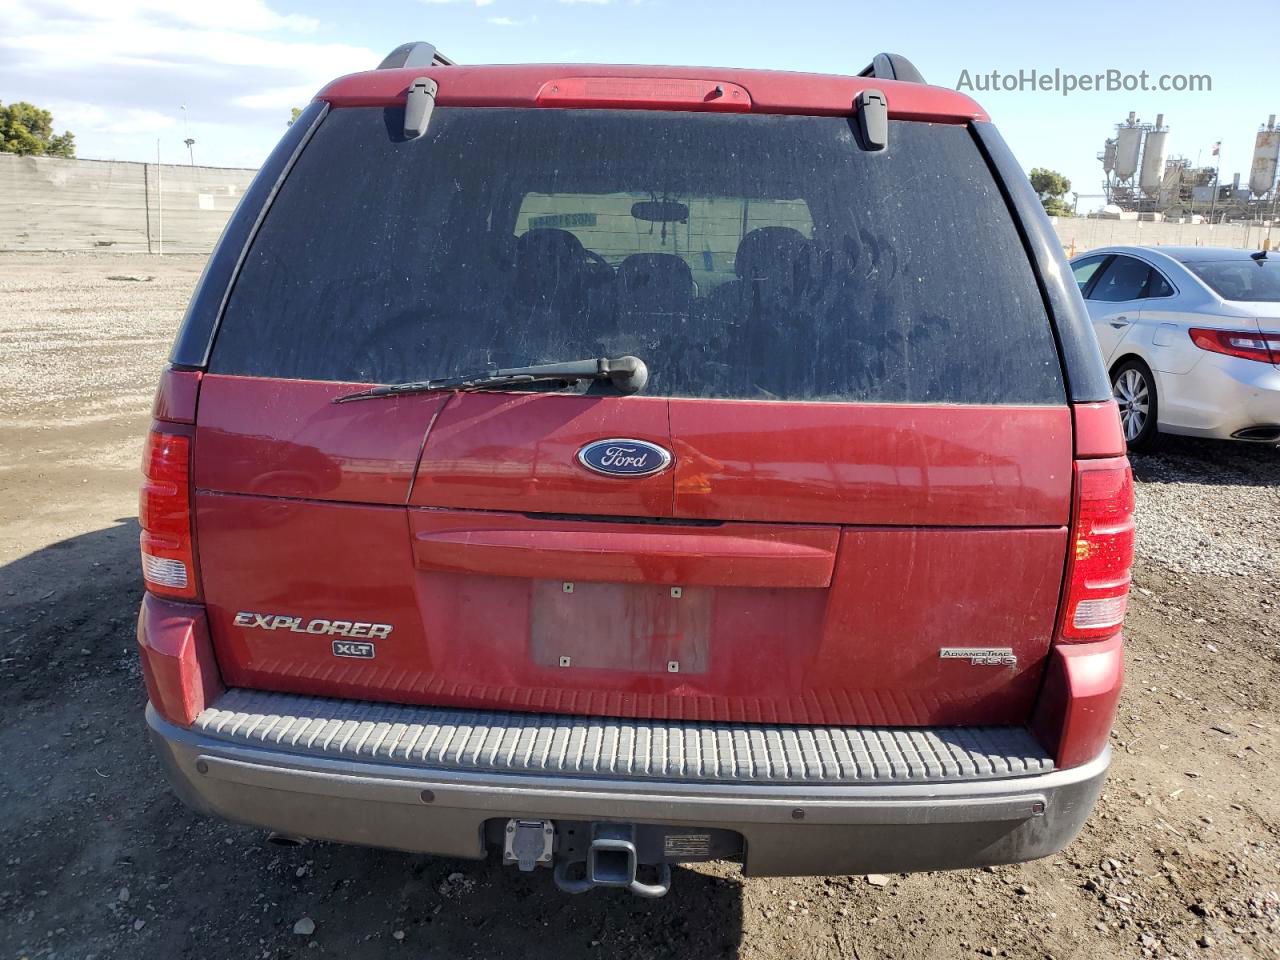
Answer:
[577,438,673,478]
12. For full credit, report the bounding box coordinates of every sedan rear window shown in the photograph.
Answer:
[211,107,1064,405]
[1185,259,1280,303]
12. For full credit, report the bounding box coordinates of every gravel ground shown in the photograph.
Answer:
[0,252,1277,960]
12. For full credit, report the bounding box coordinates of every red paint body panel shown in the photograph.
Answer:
[410,392,673,517]
[411,510,838,588]
[194,375,443,504]
[1072,400,1127,458]
[195,493,427,700]
[317,65,989,122]
[152,368,201,424]
[1031,634,1124,768]
[817,527,1068,725]
[136,593,223,727]
[669,400,1073,526]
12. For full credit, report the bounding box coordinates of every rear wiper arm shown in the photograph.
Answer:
[332,355,649,404]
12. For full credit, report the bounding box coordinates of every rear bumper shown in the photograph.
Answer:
[1159,353,1280,441]
[147,704,1108,877]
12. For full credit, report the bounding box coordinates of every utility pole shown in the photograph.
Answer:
[1189,149,1201,220]
[156,139,163,256]
[1266,182,1280,251]
[1208,142,1222,224]
[180,104,195,166]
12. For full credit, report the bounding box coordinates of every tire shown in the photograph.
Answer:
[1111,359,1160,452]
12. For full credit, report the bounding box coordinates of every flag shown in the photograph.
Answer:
[1211,141,1221,157]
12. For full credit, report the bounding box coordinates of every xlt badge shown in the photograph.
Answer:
[331,640,376,659]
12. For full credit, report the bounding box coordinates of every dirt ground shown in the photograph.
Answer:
[0,252,1277,960]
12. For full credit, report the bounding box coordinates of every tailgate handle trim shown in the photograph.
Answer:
[412,525,838,588]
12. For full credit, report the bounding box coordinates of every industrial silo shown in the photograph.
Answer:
[1102,138,1117,174]
[1139,115,1169,197]
[1250,115,1280,197]
[1115,113,1143,181]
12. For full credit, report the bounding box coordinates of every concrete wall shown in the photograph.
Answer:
[0,153,257,254]
[1052,216,1275,256]
[5,151,1278,257]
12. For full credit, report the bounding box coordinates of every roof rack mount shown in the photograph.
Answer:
[378,41,456,70]
[376,43,915,83]
[858,53,925,85]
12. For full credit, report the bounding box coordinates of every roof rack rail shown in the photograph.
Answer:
[858,53,925,85]
[377,41,456,70]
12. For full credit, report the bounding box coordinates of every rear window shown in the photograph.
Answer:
[514,192,815,293]
[210,107,1064,404]
[1185,259,1280,303]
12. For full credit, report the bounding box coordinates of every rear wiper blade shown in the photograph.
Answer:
[332,355,649,404]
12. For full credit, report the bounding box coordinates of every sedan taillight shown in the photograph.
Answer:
[140,430,198,599]
[1189,327,1280,364]
[1059,458,1135,642]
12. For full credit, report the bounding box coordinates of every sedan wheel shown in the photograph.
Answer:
[1111,360,1159,450]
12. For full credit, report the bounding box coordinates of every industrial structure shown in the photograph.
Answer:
[1098,112,1280,222]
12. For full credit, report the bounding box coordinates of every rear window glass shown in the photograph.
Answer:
[211,107,1064,404]
[1185,259,1280,302]
[514,192,814,293]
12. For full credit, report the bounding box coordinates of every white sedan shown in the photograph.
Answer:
[1069,245,1280,449]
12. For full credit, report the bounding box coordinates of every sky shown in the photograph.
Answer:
[0,0,1272,208]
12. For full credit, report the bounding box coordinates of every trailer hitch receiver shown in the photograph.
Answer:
[552,823,672,898]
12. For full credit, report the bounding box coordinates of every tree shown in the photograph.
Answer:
[1029,167,1072,218]
[288,107,303,127]
[0,101,75,158]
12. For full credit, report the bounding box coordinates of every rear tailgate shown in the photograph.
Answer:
[189,100,1073,726]
[397,399,1069,724]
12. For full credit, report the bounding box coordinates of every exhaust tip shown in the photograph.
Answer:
[266,832,309,848]
[1231,426,1280,443]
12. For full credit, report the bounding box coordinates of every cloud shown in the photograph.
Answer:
[47,103,179,136]
[0,0,379,164]
[11,0,320,34]
[559,0,611,4]
[420,0,495,6]
[487,15,536,26]
[233,85,323,111]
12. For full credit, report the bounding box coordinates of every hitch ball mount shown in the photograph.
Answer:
[502,819,673,898]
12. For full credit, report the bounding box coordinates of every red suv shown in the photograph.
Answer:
[137,44,1132,897]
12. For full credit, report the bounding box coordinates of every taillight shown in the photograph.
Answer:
[1059,457,1134,642]
[140,430,198,599]
[1189,327,1280,364]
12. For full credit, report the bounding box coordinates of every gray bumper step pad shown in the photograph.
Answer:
[195,689,1053,786]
